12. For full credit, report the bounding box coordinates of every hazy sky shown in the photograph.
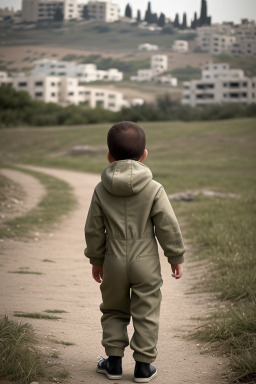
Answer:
[1,0,256,24]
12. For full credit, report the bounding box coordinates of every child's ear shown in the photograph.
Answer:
[107,151,115,163]
[140,149,148,163]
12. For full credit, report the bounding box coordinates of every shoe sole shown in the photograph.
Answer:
[134,369,157,383]
[97,367,122,380]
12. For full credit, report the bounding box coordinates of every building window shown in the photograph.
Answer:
[51,92,56,97]
[108,94,115,99]
[35,92,43,97]
[51,82,56,86]
[18,82,27,87]
[68,92,74,96]
[35,81,43,86]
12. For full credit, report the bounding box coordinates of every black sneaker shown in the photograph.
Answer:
[97,356,122,380]
[134,361,157,383]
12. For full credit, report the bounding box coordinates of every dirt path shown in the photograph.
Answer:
[0,166,227,384]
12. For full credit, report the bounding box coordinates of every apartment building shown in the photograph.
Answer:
[197,22,256,56]
[172,40,188,53]
[21,0,119,22]
[32,59,123,82]
[151,55,168,75]
[86,0,119,22]
[1,72,128,111]
[210,34,236,55]
[182,63,256,107]
[21,0,77,22]
[130,55,173,83]
[0,71,12,84]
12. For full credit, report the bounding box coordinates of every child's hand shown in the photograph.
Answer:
[171,263,183,279]
[92,265,103,283]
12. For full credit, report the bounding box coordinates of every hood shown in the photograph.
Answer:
[101,160,152,197]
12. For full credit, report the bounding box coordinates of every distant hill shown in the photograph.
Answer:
[0,21,187,51]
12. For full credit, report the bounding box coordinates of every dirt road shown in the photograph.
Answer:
[0,166,226,384]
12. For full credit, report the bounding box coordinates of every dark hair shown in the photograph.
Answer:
[107,121,146,161]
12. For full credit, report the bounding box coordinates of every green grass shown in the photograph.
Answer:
[0,118,255,382]
[14,312,62,320]
[0,21,179,51]
[0,316,45,383]
[0,166,76,239]
[44,310,68,314]
[50,339,75,346]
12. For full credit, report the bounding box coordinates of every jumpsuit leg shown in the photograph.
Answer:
[100,254,131,357]
[129,254,163,363]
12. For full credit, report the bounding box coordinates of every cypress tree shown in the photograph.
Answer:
[144,1,152,23]
[158,13,165,27]
[125,3,132,18]
[181,12,187,29]
[137,9,141,22]
[173,13,180,28]
[191,12,198,29]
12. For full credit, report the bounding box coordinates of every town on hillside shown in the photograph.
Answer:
[0,0,255,111]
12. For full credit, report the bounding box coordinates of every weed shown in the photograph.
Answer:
[42,258,55,262]
[50,339,75,346]
[14,312,61,320]
[0,316,44,383]
[44,310,67,314]
[51,352,60,358]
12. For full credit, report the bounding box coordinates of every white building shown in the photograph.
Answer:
[86,0,120,22]
[0,71,12,84]
[182,63,256,107]
[157,76,178,87]
[21,0,119,23]
[138,43,159,51]
[197,22,256,57]
[32,59,123,82]
[21,0,78,22]
[151,55,168,75]
[130,55,172,83]
[172,40,188,53]
[1,72,128,111]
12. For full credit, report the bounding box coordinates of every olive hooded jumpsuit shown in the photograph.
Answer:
[84,160,185,363]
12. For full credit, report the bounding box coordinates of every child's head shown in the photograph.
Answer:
[107,121,147,162]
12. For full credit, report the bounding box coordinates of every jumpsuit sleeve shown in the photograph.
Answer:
[150,186,185,265]
[84,190,106,266]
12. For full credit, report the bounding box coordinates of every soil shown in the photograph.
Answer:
[0,165,228,384]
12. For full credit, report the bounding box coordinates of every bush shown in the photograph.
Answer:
[1,85,256,128]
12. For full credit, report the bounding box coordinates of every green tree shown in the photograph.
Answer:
[158,13,165,27]
[137,9,141,22]
[173,13,180,28]
[181,12,187,29]
[125,3,132,18]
